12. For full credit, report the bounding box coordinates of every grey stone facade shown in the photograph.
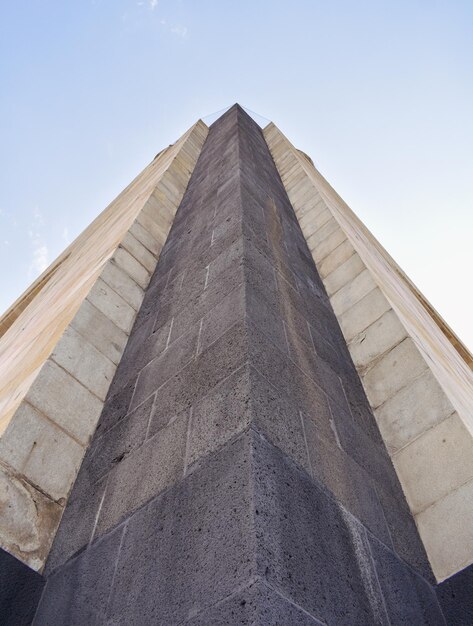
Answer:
[30,106,448,624]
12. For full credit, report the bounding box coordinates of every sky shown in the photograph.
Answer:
[1,1,472,350]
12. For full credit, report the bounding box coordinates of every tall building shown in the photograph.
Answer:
[1,105,472,624]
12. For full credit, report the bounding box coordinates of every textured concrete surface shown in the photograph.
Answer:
[33,106,447,624]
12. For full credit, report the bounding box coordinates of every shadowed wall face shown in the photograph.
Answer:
[33,107,444,624]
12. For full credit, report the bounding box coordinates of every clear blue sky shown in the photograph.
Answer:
[1,1,472,349]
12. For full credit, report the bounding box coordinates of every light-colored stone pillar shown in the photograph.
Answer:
[0,120,208,570]
[264,122,473,582]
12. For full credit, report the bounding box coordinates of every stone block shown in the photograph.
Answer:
[330,268,377,317]
[148,321,248,436]
[131,324,199,410]
[121,231,157,274]
[129,220,162,256]
[0,547,45,626]
[51,326,116,401]
[100,259,144,310]
[88,395,153,484]
[338,287,391,342]
[95,379,136,436]
[88,277,136,334]
[363,338,428,409]
[113,246,150,289]
[437,563,473,625]
[374,368,456,454]
[95,409,188,537]
[368,535,445,624]
[318,238,356,278]
[0,402,83,501]
[198,283,245,354]
[311,227,346,263]
[250,365,311,475]
[71,299,128,365]
[188,366,251,467]
[108,317,172,394]
[25,360,103,445]
[348,308,408,372]
[330,403,399,496]
[308,323,344,375]
[375,481,433,580]
[337,369,386,445]
[106,432,256,625]
[324,252,365,297]
[306,216,339,250]
[394,412,473,514]
[34,525,124,625]
[248,322,335,443]
[299,206,332,237]
[208,237,244,284]
[252,432,383,624]
[44,475,107,575]
[185,580,323,625]
[282,323,348,410]
[303,418,391,545]
[0,466,62,571]
[246,283,288,354]
[136,208,169,245]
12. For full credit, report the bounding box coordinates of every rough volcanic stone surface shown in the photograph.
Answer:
[436,563,473,626]
[34,105,447,624]
[0,547,44,626]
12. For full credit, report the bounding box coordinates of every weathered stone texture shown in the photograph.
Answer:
[33,106,445,624]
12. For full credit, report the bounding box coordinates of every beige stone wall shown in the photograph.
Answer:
[0,120,208,570]
[264,122,473,582]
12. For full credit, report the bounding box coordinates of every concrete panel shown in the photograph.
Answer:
[99,260,144,311]
[318,238,356,278]
[363,338,428,409]
[417,478,473,581]
[324,252,365,296]
[25,360,103,445]
[349,308,408,372]
[0,403,83,501]
[51,326,115,401]
[375,369,456,453]
[70,299,128,365]
[0,466,62,570]
[87,277,136,333]
[331,268,377,317]
[394,412,473,513]
[338,287,391,343]
[112,246,150,289]
[121,231,156,274]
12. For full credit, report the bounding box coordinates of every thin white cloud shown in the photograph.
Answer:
[29,244,49,276]
[28,208,49,278]
[149,0,158,10]
[62,227,71,245]
[170,24,188,38]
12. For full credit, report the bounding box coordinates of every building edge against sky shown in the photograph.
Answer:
[0,105,472,586]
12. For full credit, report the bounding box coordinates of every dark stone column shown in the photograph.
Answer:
[0,547,44,626]
[33,105,445,624]
[436,564,473,625]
